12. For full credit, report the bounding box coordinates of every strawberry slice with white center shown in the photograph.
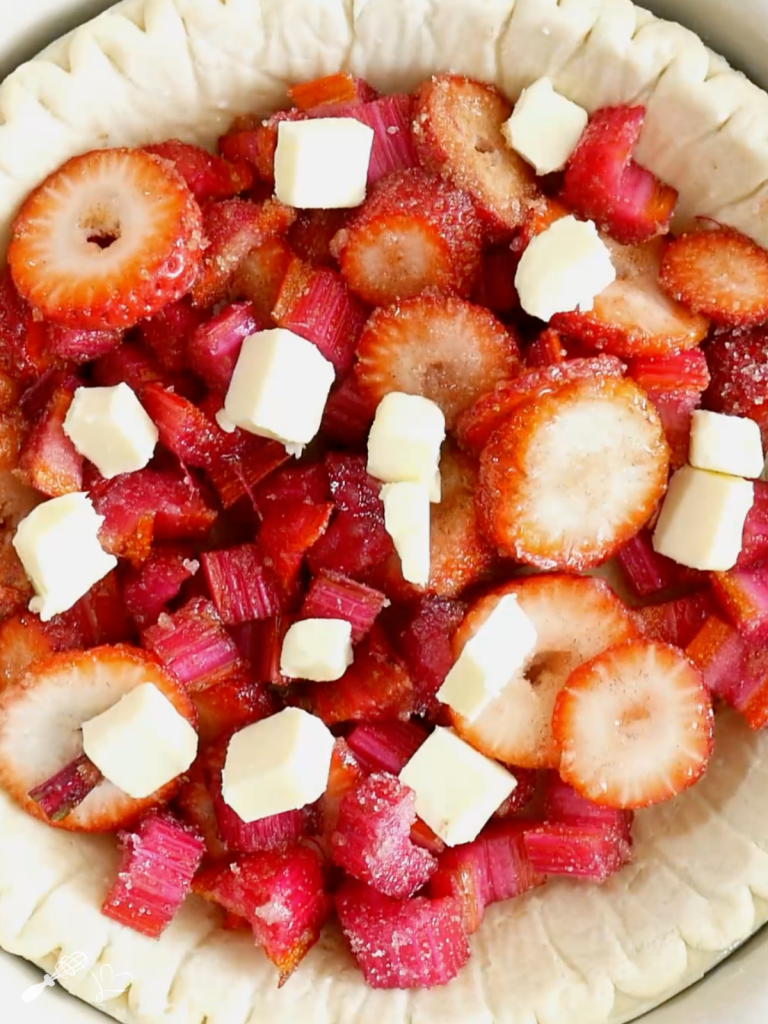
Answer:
[477,376,670,571]
[449,575,638,768]
[8,149,205,331]
[659,227,768,328]
[356,292,521,429]
[553,640,714,809]
[0,646,196,831]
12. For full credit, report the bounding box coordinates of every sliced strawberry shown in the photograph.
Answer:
[122,545,199,629]
[0,533,34,621]
[0,409,24,475]
[331,169,482,306]
[471,246,520,315]
[0,613,57,691]
[17,382,81,497]
[413,74,537,239]
[551,237,710,358]
[102,811,205,938]
[686,614,768,730]
[231,236,293,324]
[646,388,701,470]
[524,823,631,882]
[637,590,718,648]
[174,769,229,862]
[390,596,467,712]
[141,597,245,693]
[257,500,335,598]
[288,73,377,112]
[0,269,53,382]
[456,355,625,456]
[303,626,414,725]
[659,227,768,328]
[144,139,253,204]
[44,324,122,364]
[191,197,296,309]
[562,105,677,245]
[627,348,710,393]
[356,293,520,429]
[192,676,275,746]
[346,720,428,776]
[450,576,638,768]
[336,879,470,989]
[193,847,330,984]
[0,645,196,831]
[331,774,436,898]
[527,329,568,368]
[288,210,350,267]
[705,327,768,445]
[554,640,714,808]
[9,149,204,330]
[477,376,670,570]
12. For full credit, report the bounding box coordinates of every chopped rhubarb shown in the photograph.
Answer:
[527,328,567,368]
[289,210,350,267]
[335,879,471,989]
[91,341,167,395]
[409,818,446,855]
[208,767,307,853]
[523,823,631,882]
[391,596,467,711]
[472,246,521,316]
[288,73,377,112]
[123,545,199,629]
[347,95,419,184]
[637,590,717,648]
[174,774,229,862]
[0,268,53,381]
[233,616,288,685]
[256,500,334,597]
[616,530,704,598]
[304,626,414,724]
[44,324,122,363]
[562,105,677,244]
[137,297,207,375]
[647,387,701,469]
[28,754,103,822]
[714,561,768,643]
[272,257,369,376]
[688,615,768,730]
[192,676,276,745]
[331,773,436,898]
[53,571,133,648]
[0,613,57,689]
[320,739,366,849]
[300,571,386,642]
[324,452,381,514]
[494,767,539,817]
[18,382,82,498]
[252,462,330,515]
[346,720,428,775]
[141,597,245,692]
[102,812,205,938]
[201,544,280,625]
[141,384,225,468]
[543,775,633,843]
[232,236,294,324]
[91,467,217,564]
[429,820,544,933]
[201,402,290,509]
[144,139,254,204]
[739,481,768,568]
[193,847,330,983]
[628,349,710,393]
[320,374,375,447]
[307,510,394,581]
[187,302,262,393]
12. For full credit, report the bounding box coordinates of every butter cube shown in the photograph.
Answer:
[82,683,198,799]
[689,410,764,479]
[400,727,516,847]
[222,707,335,823]
[380,482,431,586]
[63,383,158,480]
[367,392,446,487]
[280,618,354,682]
[515,215,616,322]
[13,493,117,621]
[502,78,588,176]
[274,118,374,209]
[437,594,537,722]
[653,465,754,571]
[223,329,335,446]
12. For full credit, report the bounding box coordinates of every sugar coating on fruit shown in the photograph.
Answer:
[222,707,335,823]
[222,329,335,446]
[399,727,516,846]
[367,392,445,488]
[12,493,117,621]
[689,410,764,480]
[63,383,159,479]
[502,78,588,176]
[280,618,354,682]
[515,215,616,321]
[437,594,537,722]
[653,465,754,571]
[380,482,431,585]
[82,683,197,799]
[274,119,374,209]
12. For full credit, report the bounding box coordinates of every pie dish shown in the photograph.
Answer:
[2,1,768,1023]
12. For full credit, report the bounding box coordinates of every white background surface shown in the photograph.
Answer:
[1,0,768,1022]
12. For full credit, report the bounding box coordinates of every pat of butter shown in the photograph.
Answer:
[515,215,616,322]
[13,493,117,622]
[82,683,198,799]
[223,329,335,447]
[63,383,158,480]
[502,78,588,176]
[380,482,431,586]
[274,118,374,209]
[689,410,764,480]
[367,392,446,488]
[280,618,354,682]
[437,594,537,722]
[653,465,754,571]
[400,727,517,847]
[222,707,335,823]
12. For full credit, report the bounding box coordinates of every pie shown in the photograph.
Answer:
[1,2,768,1024]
